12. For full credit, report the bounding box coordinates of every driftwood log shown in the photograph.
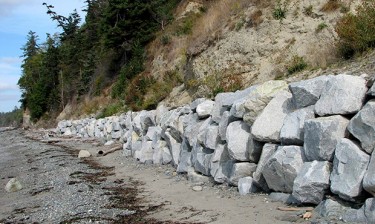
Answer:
[97,145,122,156]
[277,207,314,212]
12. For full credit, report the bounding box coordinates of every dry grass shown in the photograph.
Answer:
[321,0,341,12]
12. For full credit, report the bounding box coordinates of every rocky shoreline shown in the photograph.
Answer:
[56,73,375,223]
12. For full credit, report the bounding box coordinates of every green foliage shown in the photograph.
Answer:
[96,102,124,119]
[18,0,183,121]
[0,107,23,127]
[160,35,171,45]
[175,17,194,35]
[273,1,286,20]
[335,0,375,59]
[316,22,328,33]
[286,55,308,75]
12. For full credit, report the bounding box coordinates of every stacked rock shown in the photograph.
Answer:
[57,74,375,222]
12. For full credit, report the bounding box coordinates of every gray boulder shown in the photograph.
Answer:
[315,199,349,220]
[303,115,349,161]
[364,151,375,196]
[229,162,257,186]
[251,90,293,143]
[342,198,375,223]
[330,138,370,201]
[161,130,182,166]
[288,76,328,109]
[243,80,288,125]
[280,106,315,145]
[204,124,219,150]
[190,98,206,112]
[347,100,375,154]
[152,140,167,164]
[209,144,228,178]
[315,74,367,116]
[368,82,375,96]
[292,161,332,204]
[253,143,278,192]
[238,177,258,195]
[139,140,154,164]
[218,111,238,141]
[226,121,262,162]
[213,160,234,184]
[263,146,305,193]
[196,100,215,119]
[176,140,192,173]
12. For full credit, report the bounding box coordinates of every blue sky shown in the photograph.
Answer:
[0,0,86,112]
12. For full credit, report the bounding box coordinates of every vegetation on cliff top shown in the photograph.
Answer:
[18,0,375,123]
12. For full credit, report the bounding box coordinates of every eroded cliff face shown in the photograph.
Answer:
[148,0,359,107]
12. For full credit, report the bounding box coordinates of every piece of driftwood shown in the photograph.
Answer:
[97,145,122,156]
[277,207,314,212]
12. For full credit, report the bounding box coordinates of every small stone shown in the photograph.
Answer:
[5,178,23,192]
[78,150,91,158]
[192,186,203,191]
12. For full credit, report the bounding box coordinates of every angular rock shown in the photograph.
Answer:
[238,177,258,195]
[251,90,293,143]
[204,124,219,150]
[347,100,375,154]
[211,92,233,123]
[139,141,154,164]
[213,160,234,184]
[263,146,305,193]
[303,115,349,161]
[226,121,251,161]
[152,140,167,164]
[161,147,172,165]
[229,162,257,186]
[196,100,215,119]
[218,111,238,141]
[78,150,91,158]
[5,178,23,192]
[176,139,192,173]
[292,161,332,204]
[289,76,328,109]
[253,143,278,192]
[315,74,367,116]
[368,82,375,96]
[343,198,375,223]
[197,117,212,145]
[162,129,182,166]
[229,85,257,119]
[330,138,370,201]
[280,106,315,145]
[190,98,206,112]
[145,126,162,141]
[155,104,169,125]
[268,193,300,205]
[315,199,349,219]
[364,151,375,196]
[243,80,288,125]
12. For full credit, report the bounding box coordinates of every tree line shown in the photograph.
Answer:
[18,0,180,121]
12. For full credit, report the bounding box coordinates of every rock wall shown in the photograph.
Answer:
[57,74,375,222]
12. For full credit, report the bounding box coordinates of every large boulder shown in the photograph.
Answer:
[330,138,370,201]
[204,124,219,150]
[288,76,328,109]
[363,151,375,196]
[262,146,305,193]
[161,130,182,166]
[218,111,238,141]
[196,100,215,119]
[315,199,349,220]
[229,162,257,186]
[252,143,278,192]
[176,139,192,173]
[315,74,367,116]
[303,115,349,161]
[211,86,255,123]
[243,80,288,125]
[226,121,261,162]
[251,90,293,143]
[347,100,375,154]
[280,106,315,145]
[292,161,332,204]
[342,198,375,223]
